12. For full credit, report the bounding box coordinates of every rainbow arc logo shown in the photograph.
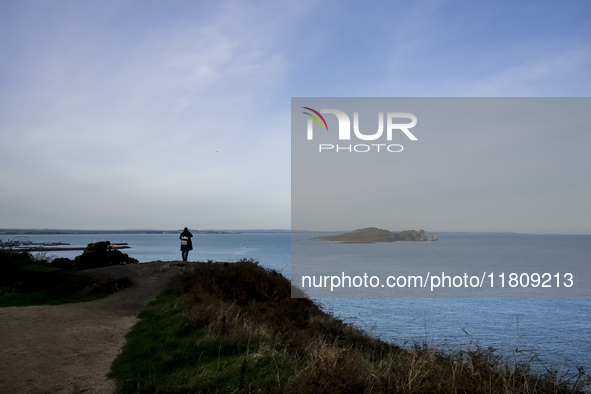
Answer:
[302,107,328,131]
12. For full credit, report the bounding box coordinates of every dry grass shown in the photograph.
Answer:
[109,259,590,393]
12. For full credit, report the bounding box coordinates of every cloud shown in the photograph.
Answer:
[462,48,591,96]
[1,0,590,231]
[0,0,306,229]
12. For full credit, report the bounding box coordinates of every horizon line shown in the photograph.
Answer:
[2,228,591,236]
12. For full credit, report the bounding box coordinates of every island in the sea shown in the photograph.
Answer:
[314,227,432,243]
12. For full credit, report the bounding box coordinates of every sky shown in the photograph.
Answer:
[0,0,590,232]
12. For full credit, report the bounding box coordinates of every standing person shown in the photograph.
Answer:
[179,227,193,262]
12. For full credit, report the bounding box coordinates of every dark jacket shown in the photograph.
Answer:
[180,229,193,251]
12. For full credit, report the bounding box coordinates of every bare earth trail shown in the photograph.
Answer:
[0,261,190,394]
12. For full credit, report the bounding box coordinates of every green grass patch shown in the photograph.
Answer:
[109,287,298,393]
[0,249,131,307]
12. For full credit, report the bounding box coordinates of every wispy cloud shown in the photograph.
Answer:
[1,0,590,230]
[462,48,591,96]
[0,0,306,228]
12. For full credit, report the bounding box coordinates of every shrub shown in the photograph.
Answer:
[0,249,131,306]
[51,257,74,269]
[73,241,138,270]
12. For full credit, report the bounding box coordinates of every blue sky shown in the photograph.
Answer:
[1,0,590,231]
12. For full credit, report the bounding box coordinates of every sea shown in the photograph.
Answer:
[7,231,591,374]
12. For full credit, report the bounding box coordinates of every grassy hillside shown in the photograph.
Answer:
[0,249,131,307]
[109,259,589,393]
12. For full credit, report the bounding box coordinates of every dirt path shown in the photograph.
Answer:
[0,261,190,394]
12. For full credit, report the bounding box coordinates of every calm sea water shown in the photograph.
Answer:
[11,231,591,371]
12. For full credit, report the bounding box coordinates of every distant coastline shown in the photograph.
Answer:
[0,229,291,235]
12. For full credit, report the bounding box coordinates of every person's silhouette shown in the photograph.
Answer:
[179,227,193,261]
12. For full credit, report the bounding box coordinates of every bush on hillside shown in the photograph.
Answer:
[0,250,59,294]
[51,257,74,269]
[73,241,138,270]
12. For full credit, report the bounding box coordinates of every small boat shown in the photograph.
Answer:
[111,242,130,249]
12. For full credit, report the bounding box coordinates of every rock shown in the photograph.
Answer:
[430,234,438,241]
[418,229,427,241]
